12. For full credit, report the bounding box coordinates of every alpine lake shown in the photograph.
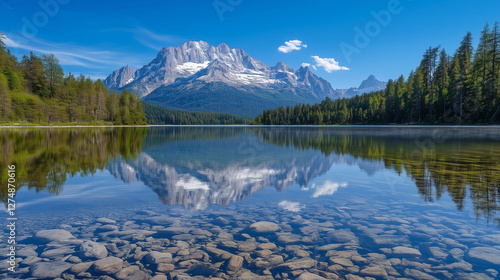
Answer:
[1,126,500,280]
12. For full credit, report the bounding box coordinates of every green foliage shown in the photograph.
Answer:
[142,101,249,125]
[0,48,147,125]
[254,22,500,125]
[0,127,147,203]
[256,128,500,224]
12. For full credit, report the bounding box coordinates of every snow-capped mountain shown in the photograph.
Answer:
[335,75,387,98]
[103,65,136,89]
[103,41,337,117]
[104,41,335,99]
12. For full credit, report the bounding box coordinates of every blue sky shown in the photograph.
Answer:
[1,0,499,88]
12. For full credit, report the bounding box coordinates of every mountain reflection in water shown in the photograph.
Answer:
[1,126,499,225]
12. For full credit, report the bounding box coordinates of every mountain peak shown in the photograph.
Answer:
[274,61,292,72]
[359,75,386,90]
[103,65,137,89]
[217,43,231,54]
[104,40,337,114]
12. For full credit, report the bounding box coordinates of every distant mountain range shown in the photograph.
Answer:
[335,75,387,99]
[104,41,386,118]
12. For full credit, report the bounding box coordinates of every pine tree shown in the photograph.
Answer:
[395,75,406,123]
[21,52,48,98]
[95,80,107,122]
[414,68,425,122]
[119,90,131,125]
[42,54,63,98]
[405,71,414,122]
[435,49,450,121]
[489,22,500,121]
[448,54,461,122]
[385,79,396,122]
[0,73,12,121]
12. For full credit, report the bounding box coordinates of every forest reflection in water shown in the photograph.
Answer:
[1,126,499,226]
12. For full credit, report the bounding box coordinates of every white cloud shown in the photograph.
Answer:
[312,181,348,198]
[279,200,305,212]
[301,63,311,68]
[109,26,182,51]
[312,65,317,70]
[278,40,307,53]
[312,56,350,72]
[3,33,142,68]
[2,32,146,79]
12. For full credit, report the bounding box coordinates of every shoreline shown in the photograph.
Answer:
[0,125,151,128]
[1,124,499,128]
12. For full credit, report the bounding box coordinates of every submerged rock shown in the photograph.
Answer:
[34,229,75,243]
[404,268,439,280]
[392,246,422,257]
[204,246,233,261]
[277,258,317,270]
[327,229,358,243]
[97,218,117,224]
[70,262,93,274]
[297,272,328,280]
[92,256,123,274]
[30,261,72,279]
[359,266,388,278]
[40,247,75,258]
[144,251,173,264]
[80,241,108,259]
[236,271,274,280]
[226,255,244,272]
[249,221,280,233]
[467,247,500,265]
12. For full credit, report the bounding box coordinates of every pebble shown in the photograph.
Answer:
[92,256,123,274]
[248,221,280,233]
[34,229,76,243]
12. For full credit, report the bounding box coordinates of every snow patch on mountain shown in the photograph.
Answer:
[176,61,211,76]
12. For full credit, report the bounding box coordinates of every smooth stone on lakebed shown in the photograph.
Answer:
[204,246,233,261]
[30,261,72,279]
[327,229,358,243]
[70,262,94,274]
[97,218,116,224]
[40,247,75,258]
[258,243,277,250]
[226,255,244,271]
[359,266,388,278]
[92,256,123,274]
[96,225,119,232]
[34,229,75,243]
[467,247,500,265]
[249,221,280,233]
[392,246,422,257]
[330,258,354,267]
[151,275,169,280]
[277,258,317,270]
[144,251,173,264]
[297,272,328,280]
[127,270,149,280]
[159,227,192,235]
[80,241,108,259]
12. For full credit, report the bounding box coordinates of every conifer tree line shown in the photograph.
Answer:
[0,34,147,125]
[143,101,249,125]
[254,22,500,125]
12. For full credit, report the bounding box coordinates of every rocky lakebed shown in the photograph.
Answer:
[1,200,499,280]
